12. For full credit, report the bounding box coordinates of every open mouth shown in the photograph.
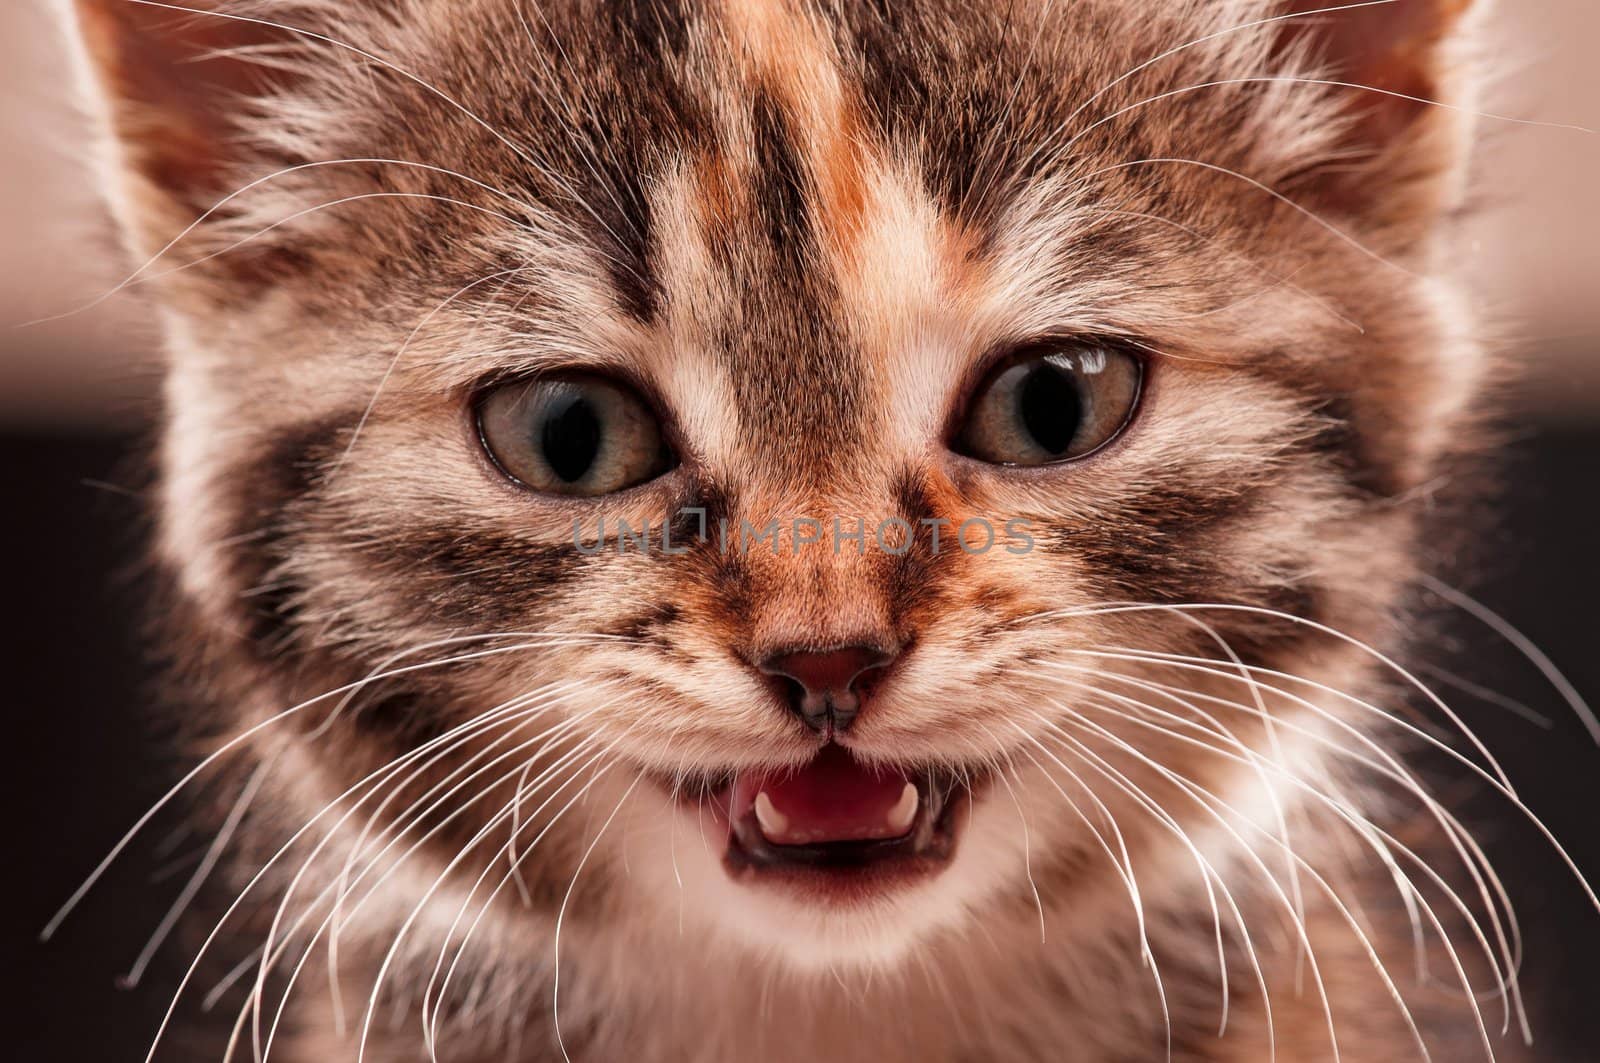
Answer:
[692,745,975,898]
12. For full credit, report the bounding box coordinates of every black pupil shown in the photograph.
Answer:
[539,389,603,483]
[1016,360,1082,455]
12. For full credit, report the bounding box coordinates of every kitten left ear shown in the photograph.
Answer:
[59,0,304,255]
[1275,0,1481,224]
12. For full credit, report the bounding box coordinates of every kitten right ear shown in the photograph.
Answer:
[1273,0,1481,226]
[59,0,303,251]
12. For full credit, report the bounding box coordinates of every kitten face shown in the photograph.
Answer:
[70,0,1482,979]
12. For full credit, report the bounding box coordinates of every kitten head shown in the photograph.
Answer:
[67,0,1485,973]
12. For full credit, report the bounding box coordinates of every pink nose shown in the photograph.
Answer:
[758,645,897,734]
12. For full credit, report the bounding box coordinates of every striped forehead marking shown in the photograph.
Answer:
[716,0,870,262]
[616,2,1005,496]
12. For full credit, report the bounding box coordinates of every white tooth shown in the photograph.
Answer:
[753,792,789,839]
[886,783,919,835]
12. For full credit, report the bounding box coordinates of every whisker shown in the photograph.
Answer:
[1415,664,1553,730]
[1036,662,1525,1039]
[253,698,616,1060]
[253,723,612,1063]
[408,730,623,1042]
[132,645,623,1063]
[1419,574,1600,743]
[1013,601,1518,792]
[1054,658,1528,1034]
[43,632,591,943]
[1057,75,1591,177]
[279,686,599,1034]
[1027,720,1281,1062]
[1053,636,1600,917]
[119,754,276,990]
[22,157,549,326]
[1078,157,1414,275]
[551,771,645,1063]
[1036,707,1397,1062]
[993,752,1047,943]
[414,735,633,1060]
[1011,735,1229,1053]
[1046,689,1506,1057]
[355,729,630,1063]
[233,697,587,1060]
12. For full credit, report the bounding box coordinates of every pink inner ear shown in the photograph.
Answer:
[1277,0,1474,146]
[74,0,299,204]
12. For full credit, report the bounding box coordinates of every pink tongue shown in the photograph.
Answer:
[731,745,912,845]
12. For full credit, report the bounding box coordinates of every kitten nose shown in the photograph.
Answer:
[758,645,896,735]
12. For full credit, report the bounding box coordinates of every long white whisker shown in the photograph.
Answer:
[356,727,628,1063]
[1012,732,1257,1052]
[1079,157,1414,275]
[1052,635,1599,916]
[1156,607,1311,981]
[1419,574,1600,743]
[259,684,601,1050]
[409,727,623,1047]
[1025,722,1260,1062]
[22,157,546,326]
[44,633,584,943]
[137,641,622,1063]
[254,689,618,1058]
[199,681,581,1017]
[232,701,583,1063]
[1036,708,1372,1062]
[1058,76,1591,175]
[552,772,644,1063]
[416,732,630,1059]
[995,755,1047,943]
[1015,601,1517,793]
[1041,686,1502,1057]
[120,754,277,988]
[1057,658,1528,1036]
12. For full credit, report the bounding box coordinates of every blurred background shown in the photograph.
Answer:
[3,1,1597,1060]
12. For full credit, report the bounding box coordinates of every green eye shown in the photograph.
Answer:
[477,374,673,496]
[956,343,1142,465]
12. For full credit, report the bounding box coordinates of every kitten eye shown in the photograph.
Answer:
[476,374,674,496]
[955,342,1142,466]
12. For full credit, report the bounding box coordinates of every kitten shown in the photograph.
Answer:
[54,0,1562,1060]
